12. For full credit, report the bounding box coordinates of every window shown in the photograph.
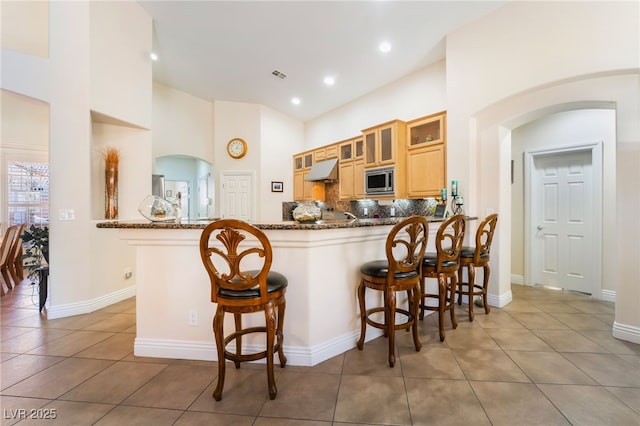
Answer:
[7,161,49,226]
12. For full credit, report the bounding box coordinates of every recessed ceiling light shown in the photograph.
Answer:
[323,76,336,86]
[291,97,301,105]
[150,52,158,61]
[379,41,391,53]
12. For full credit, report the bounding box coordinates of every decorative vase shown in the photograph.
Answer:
[103,147,120,220]
[105,164,118,219]
[292,201,321,224]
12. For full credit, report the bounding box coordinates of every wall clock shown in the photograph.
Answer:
[226,137,247,159]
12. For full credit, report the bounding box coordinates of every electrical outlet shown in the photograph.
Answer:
[390,207,395,217]
[363,207,368,216]
[188,309,198,326]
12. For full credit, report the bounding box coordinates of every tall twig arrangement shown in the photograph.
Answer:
[104,147,120,219]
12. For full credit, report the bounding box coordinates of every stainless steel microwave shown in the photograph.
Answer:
[365,166,394,196]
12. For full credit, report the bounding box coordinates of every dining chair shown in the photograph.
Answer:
[356,215,429,367]
[420,214,466,342]
[457,213,498,320]
[200,219,287,400]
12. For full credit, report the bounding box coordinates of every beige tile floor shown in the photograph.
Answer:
[1,281,639,425]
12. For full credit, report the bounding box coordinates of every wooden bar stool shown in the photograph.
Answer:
[200,219,287,400]
[420,214,466,342]
[356,215,429,367]
[457,213,498,321]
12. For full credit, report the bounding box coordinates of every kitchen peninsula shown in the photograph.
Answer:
[97,217,461,366]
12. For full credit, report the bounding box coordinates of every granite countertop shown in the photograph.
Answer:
[96,216,476,230]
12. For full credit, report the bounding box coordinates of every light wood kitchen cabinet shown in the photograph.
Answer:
[304,152,313,169]
[325,144,338,159]
[406,112,447,198]
[363,120,406,168]
[294,169,325,201]
[314,147,326,162]
[339,159,365,200]
[293,150,325,201]
[293,169,305,200]
[339,137,362,162]
[338,137,365,200]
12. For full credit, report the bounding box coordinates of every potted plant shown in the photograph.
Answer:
[21,224,49,285]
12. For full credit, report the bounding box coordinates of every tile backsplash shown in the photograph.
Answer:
[283,182,446,221]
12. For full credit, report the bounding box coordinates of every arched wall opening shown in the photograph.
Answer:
[468,72,638,343]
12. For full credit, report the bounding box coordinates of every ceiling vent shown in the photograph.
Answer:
[272,70,287,79]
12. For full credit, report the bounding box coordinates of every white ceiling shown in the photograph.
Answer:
[139,1,507,122]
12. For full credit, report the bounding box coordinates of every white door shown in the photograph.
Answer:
[220,171,254,222]
[531,150,593,294]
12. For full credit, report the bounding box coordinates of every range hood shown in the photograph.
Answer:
[304,158,338,181]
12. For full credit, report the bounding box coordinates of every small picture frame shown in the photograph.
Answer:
[271,181,283,192]
[165,190,172,198]
[434,204,447,219]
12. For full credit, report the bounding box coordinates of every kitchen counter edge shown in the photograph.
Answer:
[95,216,477,231]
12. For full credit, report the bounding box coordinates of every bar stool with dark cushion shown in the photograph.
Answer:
[457,213,498,321]
[356,215,429,367]
[200,219,287,400]
[420,214,466,342]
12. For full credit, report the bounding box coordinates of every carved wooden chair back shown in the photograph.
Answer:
[200,219,273,307]
[433,214,466,273]
[385,215,430,285]
[471,213,498,265]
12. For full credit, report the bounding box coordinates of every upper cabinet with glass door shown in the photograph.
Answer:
[407,111,445,147]
[362,120,406,168]
[406,111,447,198]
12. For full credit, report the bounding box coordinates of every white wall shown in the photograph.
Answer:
[152,89,304,223]
[90,1,152,129]
[259,106,304,222]
[1,1,153,317]
[212,101,304,222]
[305,61,446,150]
[446,1,639,340]
[0,0,48,58]
[152,82,214,163]
[616,145,640,336]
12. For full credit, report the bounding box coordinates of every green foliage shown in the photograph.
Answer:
[21,224,49,284]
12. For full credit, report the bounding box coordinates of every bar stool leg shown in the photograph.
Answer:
[265,301,277,400]
[213,307,226,401]
[356,279,366,350]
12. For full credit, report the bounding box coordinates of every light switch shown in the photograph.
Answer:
[59,209,75,221]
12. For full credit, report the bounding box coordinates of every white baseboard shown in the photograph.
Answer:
[511,274,524,285]
[600,289,616,303]
[488,289,513,308]
[612,321,640,344]
[135,328,387,367]
[46,285,136,319]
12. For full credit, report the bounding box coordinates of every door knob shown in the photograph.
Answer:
[537,225,543,230]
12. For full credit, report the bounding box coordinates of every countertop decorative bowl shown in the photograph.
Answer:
[138,195,177,222]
